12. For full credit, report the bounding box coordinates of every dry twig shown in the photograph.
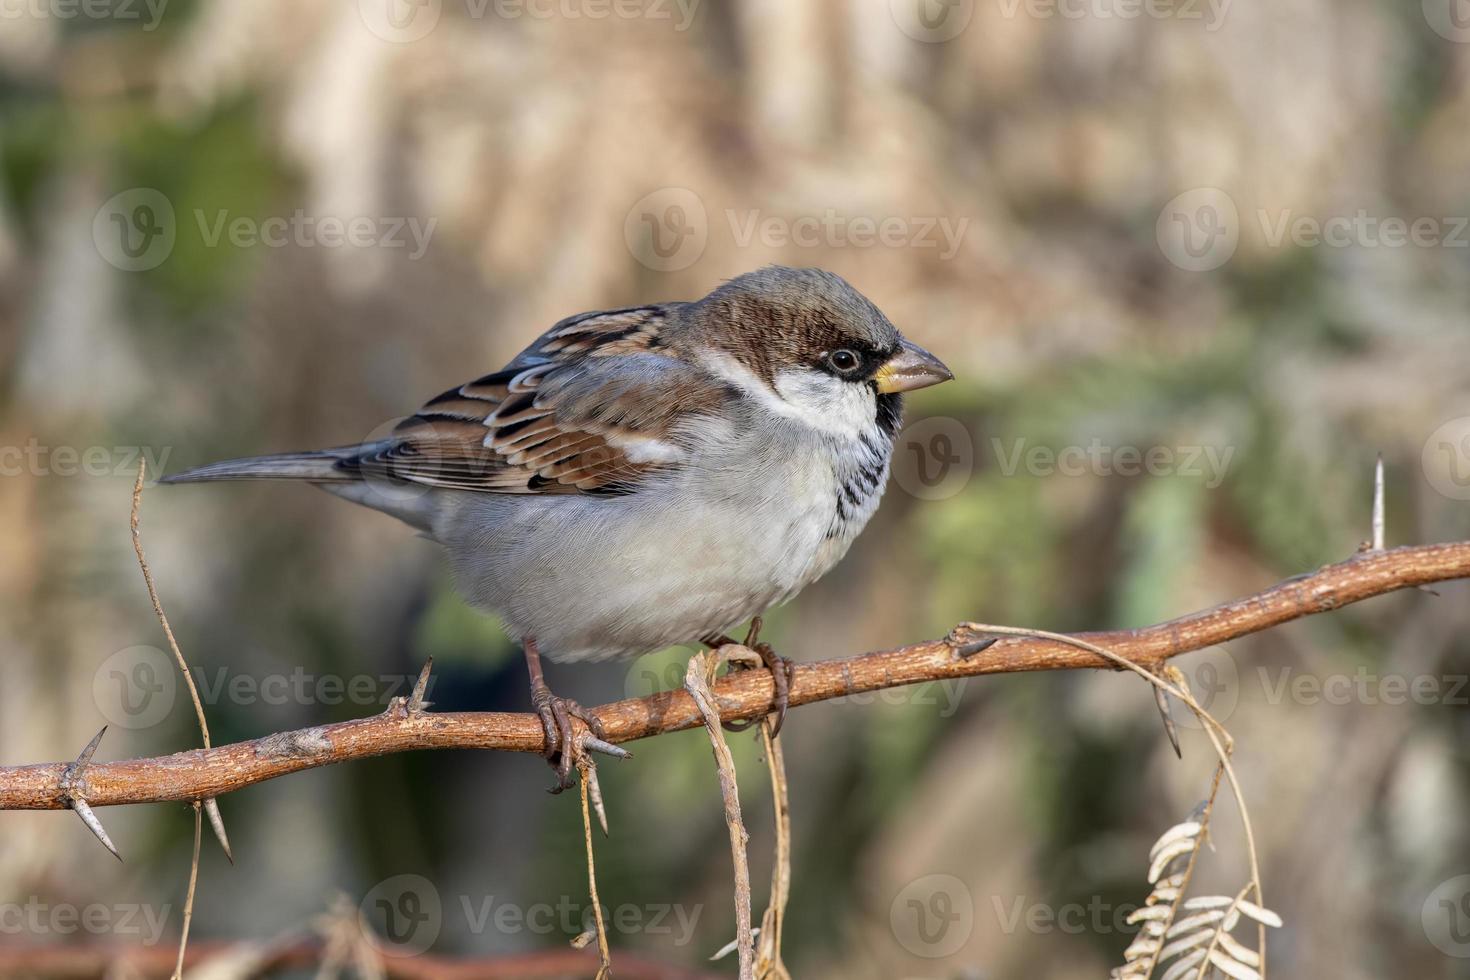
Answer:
[686,648,757,980]
[130,461,230,980]
[753,716,791,980]
[576,758,614,979]
[4,541,1469,811]
[0,937,721,979]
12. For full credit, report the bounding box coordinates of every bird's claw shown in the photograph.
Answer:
[718,617,795,737]
[531,683,627,793]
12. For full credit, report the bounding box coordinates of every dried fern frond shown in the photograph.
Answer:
[1111,808,1282,980]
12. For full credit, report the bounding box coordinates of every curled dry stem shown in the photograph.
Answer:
[962,625,1265,977]
[685,649,756,980]
[576,758,613,980]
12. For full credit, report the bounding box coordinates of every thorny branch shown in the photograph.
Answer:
[0,940,721,980]
[3,540,1468,812]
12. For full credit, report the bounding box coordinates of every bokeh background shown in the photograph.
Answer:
[3,1,1470,977]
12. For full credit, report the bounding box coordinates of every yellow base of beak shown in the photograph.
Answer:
[875,340,953,394]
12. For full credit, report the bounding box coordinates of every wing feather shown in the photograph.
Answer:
[358,304,723,495]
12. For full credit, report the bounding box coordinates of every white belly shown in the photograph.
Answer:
[435,430,882,661]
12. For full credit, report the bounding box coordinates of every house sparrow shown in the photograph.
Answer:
[162,266,953,787]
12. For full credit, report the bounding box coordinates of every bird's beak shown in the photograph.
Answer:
[874,339,954,394]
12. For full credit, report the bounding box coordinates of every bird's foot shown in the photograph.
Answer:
[524,638,629,793]
[705,617,795,737]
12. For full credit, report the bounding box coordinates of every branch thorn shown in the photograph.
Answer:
[71,799,121,861]
[948,628,1001,658]
[1154,685,1182,759]
[581,736,632,761]
[408,657,435,715]
[203,797,233,863]
[61,727,121,860]
[582,759,610,837]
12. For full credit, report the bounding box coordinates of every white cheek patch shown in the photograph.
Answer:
[772,368,876,438]
[697,350,876,438]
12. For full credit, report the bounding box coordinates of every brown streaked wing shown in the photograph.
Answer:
[362,305,710,495]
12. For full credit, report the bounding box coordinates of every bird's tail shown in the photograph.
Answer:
[159,446,365,484]
[159,442,442,535]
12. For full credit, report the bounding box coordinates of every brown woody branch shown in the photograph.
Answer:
[3,541,1468,812]
[0,939,720,980]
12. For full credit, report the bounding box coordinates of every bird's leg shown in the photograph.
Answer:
[523,636,628,793]
[703,617,796,737]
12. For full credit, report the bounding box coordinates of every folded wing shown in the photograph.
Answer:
[354,305,720,496]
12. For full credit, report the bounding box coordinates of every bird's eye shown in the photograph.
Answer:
[827,349,860,373]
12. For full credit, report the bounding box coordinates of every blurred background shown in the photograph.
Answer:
[3,1,1470,977]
